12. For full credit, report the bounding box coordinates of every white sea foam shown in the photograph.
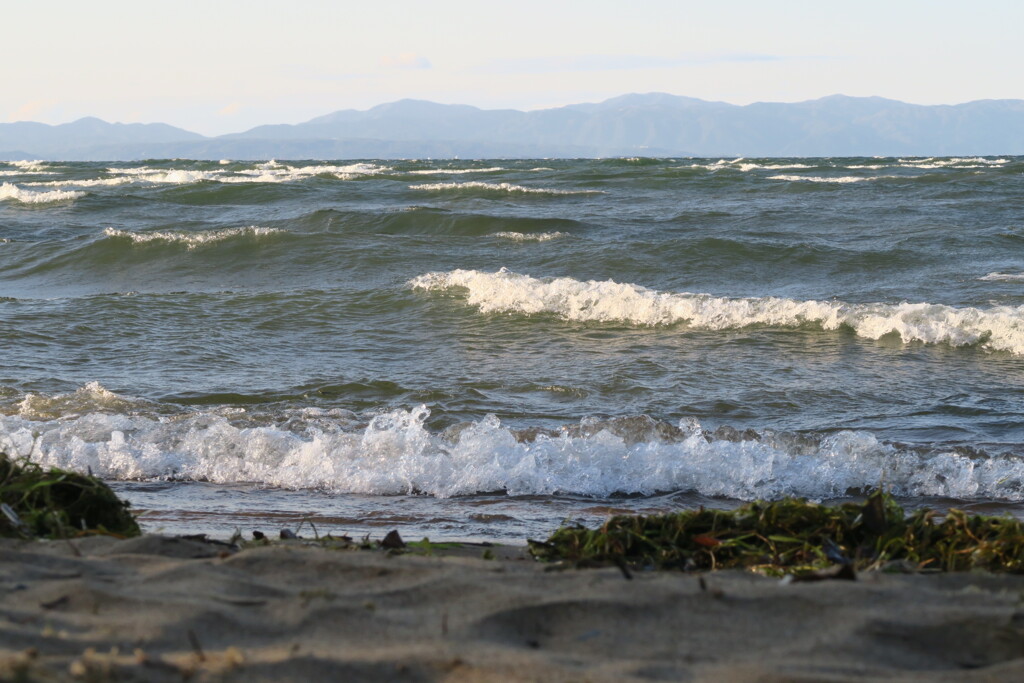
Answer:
[740,163,815,171]
[981,272,1024,282]
[103,226,283,248]
[119,169,223,184]
[406,167,505,175]
[233,162,389,179]
[684,159,816,172]
[9,160,49,170]
[109,166,161,176]
[103,162,390,185]
[12,381,144,420]
[0,182,85,204]
[898,163,986,170]
[0,169,57,177]
[409,181,602,195]
[898,157,1009,167]
[767,174,892,184]
[27,177,135,188]
[409,268,1024,354]
[3,392,1023,500]
[492,231,569,242]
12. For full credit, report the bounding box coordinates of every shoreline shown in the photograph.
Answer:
[3,534,1024,681]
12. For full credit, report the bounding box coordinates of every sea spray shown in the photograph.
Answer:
[3,389,1023,500]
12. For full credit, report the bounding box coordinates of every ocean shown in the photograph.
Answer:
[1,156,1023,542]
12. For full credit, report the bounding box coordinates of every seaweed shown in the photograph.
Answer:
[0,453,140,539]
[528,492,1024,575]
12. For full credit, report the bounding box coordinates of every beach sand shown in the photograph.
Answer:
[2,534,1024,682]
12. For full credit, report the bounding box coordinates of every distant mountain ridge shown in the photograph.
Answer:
[3,94,1024,160]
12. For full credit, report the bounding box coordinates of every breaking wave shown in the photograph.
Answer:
[685,159,817,172]
[898,157,1010,168]
[0,182,85,203]
[0,170,57,177]
[94,162,391,185]
[980,272,1024,282]
[8,160,50,170]
[409,181,602,195]
[28,176,136,188]
[768,174,894,184]
[405,167,506,175]
[492,231,569,242]
[3,389,1022,500]
[410,268,1024,354]
[102,226,284,248]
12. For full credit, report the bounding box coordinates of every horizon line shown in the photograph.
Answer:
[6,92,1024,138]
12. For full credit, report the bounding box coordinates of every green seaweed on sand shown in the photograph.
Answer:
[528,492,1024,575]
[0,453,140,539]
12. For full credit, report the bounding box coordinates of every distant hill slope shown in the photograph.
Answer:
[3,94,1023,160]
[0,118,205,158]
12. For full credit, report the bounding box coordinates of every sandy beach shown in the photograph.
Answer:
[2,534,1024,682]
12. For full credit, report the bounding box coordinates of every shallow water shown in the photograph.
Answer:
[2,156,1023,540]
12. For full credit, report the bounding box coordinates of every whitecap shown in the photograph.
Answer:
[8,160,49,170]
[27,177,136,188]
[0,182,85,203]
[0,169,57,177]
[4,401,1024,500]
[898,157,1009,167]
[688,160,818,172]
[105,163,390,185]
[102,225,283,249]
[409,268,1024,354]
[980,272,1024,282]
[492,231,569,242]
[768,174,891,183]
[409,181,602,195]
[405,167,506,175]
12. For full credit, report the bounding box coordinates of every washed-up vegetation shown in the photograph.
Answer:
[0,453,139,539]
[528,492,1024,575]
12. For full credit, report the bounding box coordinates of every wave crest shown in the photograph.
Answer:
[980,272,1024,282]
[102,226,284,249]
[492,231,568,242]
[409,268,1024,353]
[409,181,602,196]
[0,182,85,203]
[768,174,892,184]
[3,401,1023,500]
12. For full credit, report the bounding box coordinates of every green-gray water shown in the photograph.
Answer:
[2,156,1023,539]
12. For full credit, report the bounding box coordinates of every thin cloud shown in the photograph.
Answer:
[217,102,242,117]
[380,53,432,69]
[281,65,370,82]
[8,100,53,122]
[481,53,824,74]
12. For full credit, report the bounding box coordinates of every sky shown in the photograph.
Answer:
[4,0,1023,136]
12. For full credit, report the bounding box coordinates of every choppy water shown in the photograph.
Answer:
[2,156,1023,541]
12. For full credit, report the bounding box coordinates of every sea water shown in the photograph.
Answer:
[2,156,1023,541]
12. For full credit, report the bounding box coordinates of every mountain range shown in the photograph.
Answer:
[3,93,1023,160]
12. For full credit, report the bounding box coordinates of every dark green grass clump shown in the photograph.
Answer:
[0,453,140,539]
[529,493,1024,574]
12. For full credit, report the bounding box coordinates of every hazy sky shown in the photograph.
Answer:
[5,0,1022,135]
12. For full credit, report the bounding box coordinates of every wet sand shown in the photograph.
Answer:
[2,534,1024,681]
